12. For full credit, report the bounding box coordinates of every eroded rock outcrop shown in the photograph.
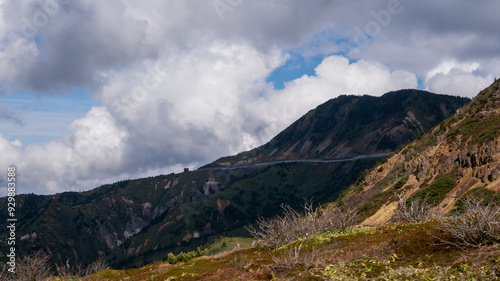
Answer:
[343,79,500,226]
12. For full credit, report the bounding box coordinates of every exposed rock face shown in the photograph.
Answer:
[96,220,122,249]
[202,176,220,196]
[123,210,149,240]
[404,111,424,133]
[152,198,177,219]
[217,198,231,214]
[343,80,500,226]
[96,175,224,249]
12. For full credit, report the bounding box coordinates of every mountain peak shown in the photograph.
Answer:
[207,90,469,167]
[466,78,500,114]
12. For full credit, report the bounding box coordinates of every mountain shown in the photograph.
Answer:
[341,79,500,226]
[0,90,469,269]
[207,90,469,166]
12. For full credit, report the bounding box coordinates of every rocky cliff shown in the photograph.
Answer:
[343,80,500,226]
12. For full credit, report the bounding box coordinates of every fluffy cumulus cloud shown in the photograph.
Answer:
[0,106,128,194]
[425,60,494,97]
[0,0,499,194]
[98,41,288,168]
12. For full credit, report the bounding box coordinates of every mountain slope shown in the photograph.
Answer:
[81,221,500,280]
[342,79,500,226]
[0,90,470,269]
[208,90,469,166]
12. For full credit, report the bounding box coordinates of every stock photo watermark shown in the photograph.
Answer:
[346,0,411,51]
[6,166,17,274]
[8,0,72,58]
[212,0,245,20]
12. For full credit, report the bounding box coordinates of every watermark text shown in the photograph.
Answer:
[6,166,17,274]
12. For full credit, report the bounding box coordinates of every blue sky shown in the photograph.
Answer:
[0,0,498,195]
[1,88,96,145]
[267,53,331,90]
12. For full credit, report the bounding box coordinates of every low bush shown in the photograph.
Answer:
[270,241,320,272]
[246,202,357,249]
[85,258,109,276]
[437,196,500,247]
[55,257,108,280]
[13,251,52,281]
[393,191,434,223]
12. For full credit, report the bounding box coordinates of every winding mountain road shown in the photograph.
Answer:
[198,152,392,171]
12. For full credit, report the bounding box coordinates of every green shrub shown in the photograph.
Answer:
[358,190,393,219]
[477,128,499,145]
[418,131,425,139]
[356,170,369,186]
[394,177,408,190]
[447,129,459,138]
[359,202,375,214]
[446,115,500,146]
[166,247,208,264]
[408,176,456,206]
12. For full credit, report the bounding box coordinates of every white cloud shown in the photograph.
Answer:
[99,41,288,160]
[426,60,480,82]
[425,60,494,97]
[66,106,128,170]
[10,139,22,147]
[0,106,128,195]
